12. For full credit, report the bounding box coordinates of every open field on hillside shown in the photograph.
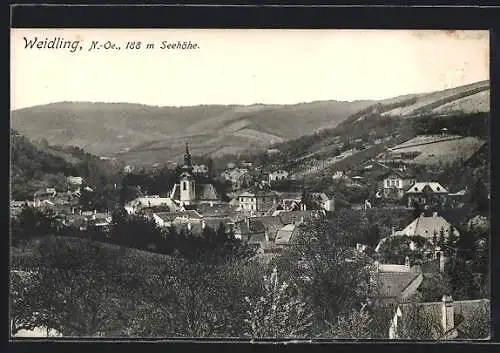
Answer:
[380,135,486,166]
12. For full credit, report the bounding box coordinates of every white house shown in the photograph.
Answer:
[268,170,289,183]
[124,195,180,215]
[399,212,459,241]
[311,192,335,212]
[66,176,83,186]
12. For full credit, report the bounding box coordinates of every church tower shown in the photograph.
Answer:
[180,143,196,204]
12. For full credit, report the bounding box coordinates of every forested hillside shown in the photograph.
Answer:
[10,130,120,200]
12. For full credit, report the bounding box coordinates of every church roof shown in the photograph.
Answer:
[170,183,220,201]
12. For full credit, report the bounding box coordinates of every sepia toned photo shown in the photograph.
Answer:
[9,29,490,341]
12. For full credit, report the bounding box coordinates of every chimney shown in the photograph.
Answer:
[187,222,192,231]
[72,207,75,214]
[420,212,425,218]
[433,212,438,218]
[441,295,456,338]
[405,256,411,268]
[201,220,206,230]
[94,209,97,215]
[79,209,82,215]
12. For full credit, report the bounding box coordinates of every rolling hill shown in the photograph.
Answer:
[11,80,489,167]
[255,80,490,181]
[11,100,375,166]
[10,130,120,200]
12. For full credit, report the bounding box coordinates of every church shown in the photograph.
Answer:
[169,144,222,206]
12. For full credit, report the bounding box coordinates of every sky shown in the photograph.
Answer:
[11,29,489,110]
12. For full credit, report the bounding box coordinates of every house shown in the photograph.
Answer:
[275,223,304,246]
[123,165,134,174]
[372,259,424,305]
[152,210,203,228]
[398,212,460,242]
[173,217,234,235]
[274,210,323,225]
[311,192,335,212]
[237,190,279,216]
[277,192,303,211]
[34,188,57,198]
[233,218,267,243]
[381,169,417,199]
[170,144,223,205]
[405,182,449,208]
[250,216,285,242]
[372,250,447,305]
[389,296,490,339]
[267,149,281,156]
[192,164,209,176]
[66,176,83,186]
[268,170,289,183]
[220,168,253,190]
[191,202,236,218]
[124,195,180,215]
[445,188,469,209]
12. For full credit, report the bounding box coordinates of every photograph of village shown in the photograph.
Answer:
[10,29,490,340]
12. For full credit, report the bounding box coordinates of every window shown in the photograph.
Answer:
[183,182,187,191]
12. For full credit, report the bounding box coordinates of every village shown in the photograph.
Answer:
[10,28,491,341]
[10,130,490,339]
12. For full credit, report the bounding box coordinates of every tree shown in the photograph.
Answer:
[274,218,375,334]
[323,304,373,339]
[11,237,132,336]
[243,268,314,338]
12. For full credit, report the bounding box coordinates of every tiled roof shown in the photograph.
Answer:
[235,218,266,236]
[195,203,235,217]
[278,192,302,201]
[203,217,234,230]
[154,210,203,222]
[406,182,448,194]
[252,216,285,238]
[170,183,220,201]
[400,215,459,239]
[275,224,297,245]
[382,169,415,180]
[374,272,421,299]
[398,299,490,338]
[126,196,178,209]
[277,210,318,225]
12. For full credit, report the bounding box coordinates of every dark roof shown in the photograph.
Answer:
[252,216,285,239]
[154,210,203,222]
[382,168,415,180]
[398,299,490,338]
[277,210,318,225]
[278,192,302,200]
[374,271,421,299]
[171,183,220,201]
[235,218,266,236]
[194,203,235,218]
[203,217,234,229]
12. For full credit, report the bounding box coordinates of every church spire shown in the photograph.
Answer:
[183,143,193,171]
